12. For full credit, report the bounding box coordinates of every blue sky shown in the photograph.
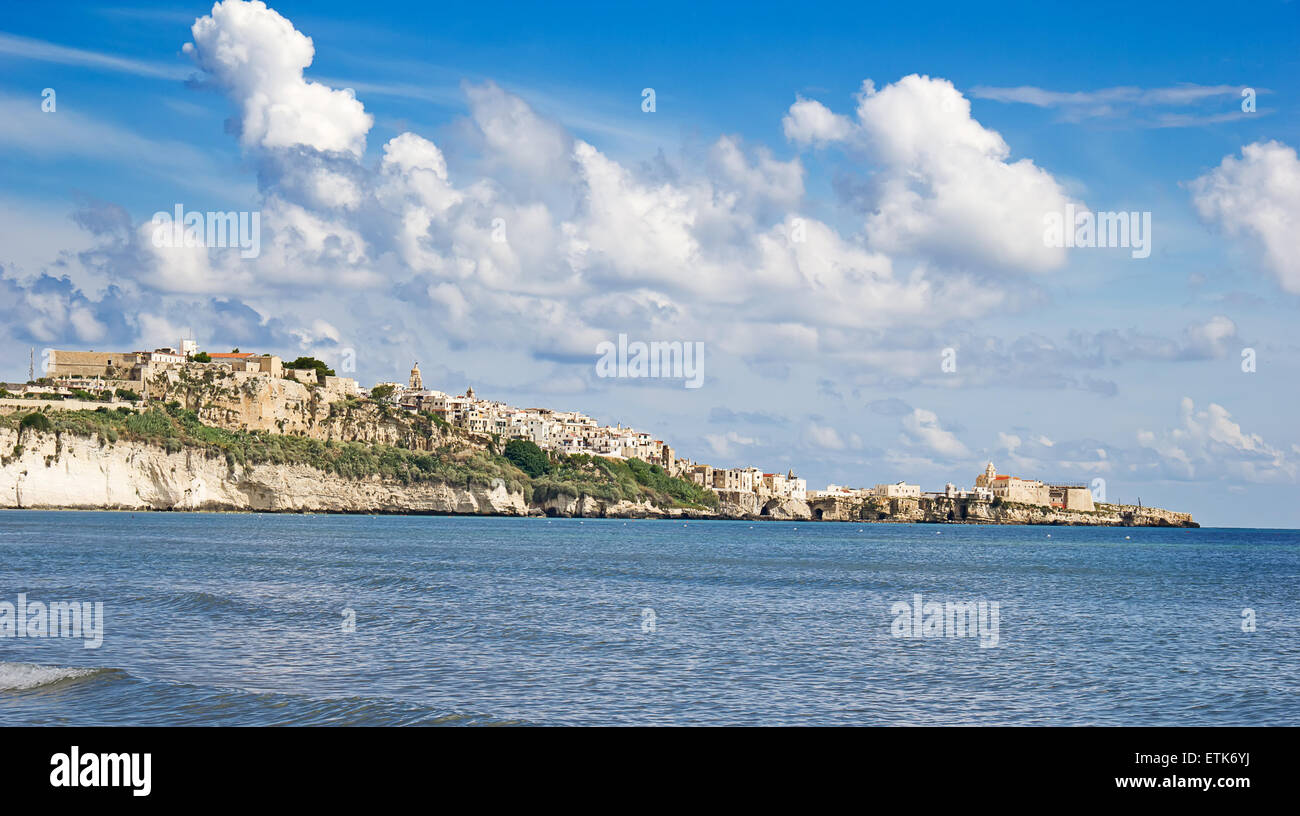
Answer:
[1,1,1298,526]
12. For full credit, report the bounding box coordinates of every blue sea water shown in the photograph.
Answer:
[0,511,1296,726]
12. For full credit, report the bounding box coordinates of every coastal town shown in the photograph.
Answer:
[0,337,1192,525]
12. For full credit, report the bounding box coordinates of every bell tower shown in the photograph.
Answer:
[977,461,997,487]
[409,361,423,391]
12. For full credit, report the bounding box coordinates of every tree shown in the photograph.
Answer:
[190,352,212,363]
[370,383,396,401]
[504,439,552,477]
[288,356,336,378]
[20,412,52,433]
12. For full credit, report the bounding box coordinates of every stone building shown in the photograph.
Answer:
[976,462,1058,507]
[873,481,921,499]
[1048,484,1096,512]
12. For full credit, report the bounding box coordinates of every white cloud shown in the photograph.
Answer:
[1189,140,1300,294]
[132,313,191,350]
[184,0,373,156]
[461,80,573,186]
[969,83,1251,126]
[21,292,106,343]
[705,430,759,459]
[1179,315,1237,359]
[709,135,804,213]
[806,422,848,451]
[899,408,970,459]
[993,431,1110,477]
[781,96,853,146]
[785,75,1074,274]
[1137,397,1294,482]
[289,318,342,346]
[0,31,187,80]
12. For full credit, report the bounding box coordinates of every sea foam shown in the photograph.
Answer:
[0,661,103,691]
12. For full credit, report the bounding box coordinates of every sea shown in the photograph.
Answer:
[0,511,1296,726]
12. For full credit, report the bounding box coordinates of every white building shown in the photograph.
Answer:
[873,481,921,499]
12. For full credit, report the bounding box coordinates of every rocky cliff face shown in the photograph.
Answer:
[143,365,454,450]
[0,429,1196,526]
[806,494,1198,527]
[533,493,668,519]
[714,490,812,520]
[0,429,526,515]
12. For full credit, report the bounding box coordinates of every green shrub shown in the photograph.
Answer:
[288,356,335,378]
[124,409,176,439]
[504,439,552,477]
[19,412,52,433]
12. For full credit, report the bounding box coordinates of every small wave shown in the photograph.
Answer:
[1,662,524,725]
[167,590,252,613]
[0,661,111,691]
[185,690,528,726]
[356,574,424,589]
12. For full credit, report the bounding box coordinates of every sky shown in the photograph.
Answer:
[0,0,1297,527]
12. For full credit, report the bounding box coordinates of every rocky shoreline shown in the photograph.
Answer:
[0,429,1197,527]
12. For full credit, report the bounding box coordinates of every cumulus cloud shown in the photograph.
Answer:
[709,135,804,214]
[460,79,574,190]
[1137,397,1293,482]
[783,75,1075,274]
[899,408,970,460]
[782,96,852,146]
[184,0,372,155]
[805,422,847,451]
[1189,140,1300,294]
